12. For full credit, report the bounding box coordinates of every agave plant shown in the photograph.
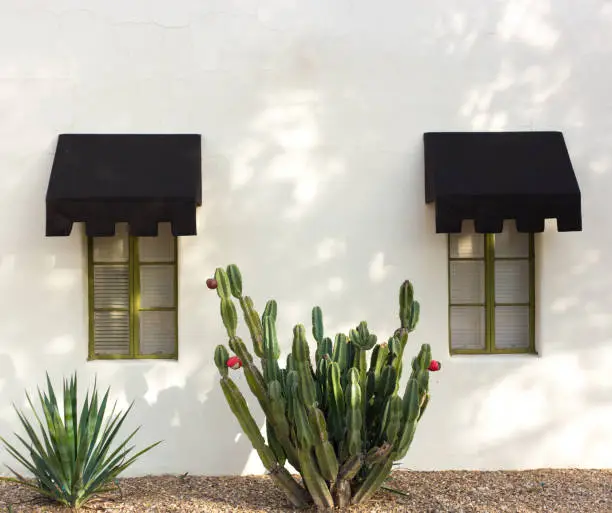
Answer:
[0,373,160,509]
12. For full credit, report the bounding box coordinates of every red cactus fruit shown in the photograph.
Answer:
[227,356,243,370]
[206,278,218,289]
[428,360,441,372]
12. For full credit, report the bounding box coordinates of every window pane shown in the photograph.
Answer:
[450,261,485,304]
[93,265,129,309]
[140,265,175,308]
[138,223,175,262]
[494,222,529,258]
[495,306,530,349]
[140,310,176,355]
[92,223,129,262]
[495,260,530,304]
[93,311,130,354]
[450,306,486,350]
[449,221,484,258]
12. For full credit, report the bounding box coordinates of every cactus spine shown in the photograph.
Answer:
[212,264,439,509]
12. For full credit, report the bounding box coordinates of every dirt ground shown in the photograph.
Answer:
[0,469,609,512]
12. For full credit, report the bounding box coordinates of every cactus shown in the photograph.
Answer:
[211,264,440,509]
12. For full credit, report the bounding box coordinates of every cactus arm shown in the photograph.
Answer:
[326,362,346,445]
[267,419,286,466]
[315,357,329,412]
[320,337,333,360]
[267,380,301,470]
[292,325,318,408]
[214,267,232,300]
[331,333,350,373]
[308,407,339,482]
[407,300,420,332]
[417,393,430,421]
[297,448,334,509]
[351,457,394,505]
[220,298,238,338]
[269,466,312,509]
[394,375,427,459]
[262,316,281,384]
[345,368,362,458]
[214,345,230,378]
[263,299,278,322]
[398,280,414,329]
[219,376,309,508]
[312,306,324,346]
[382,396,402,446]
[226,264,243,298]
[239,296,265,358]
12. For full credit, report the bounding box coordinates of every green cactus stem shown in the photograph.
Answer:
[312,306,324,344]
[351,457,394,505]
[226,264,243,298]
[297,448,334,509]
[263,315,281,384]
[345,368,363,458]
[239,296,265,358]
[214,267,232,300]
[309,407,339,481]
[332,333,350,373]
[219,376,309,508]
[220,298,238,337]
[214,345,230,378]
[398,280,414,328]
[263,299,278,322]
[326,362,345,445]
[293,325,317,408]
[316,337,333,363]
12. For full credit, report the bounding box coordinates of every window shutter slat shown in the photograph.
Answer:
[450,261,485,304]
[140,311,176,354]
[449,221,484,258]
[450,306,486,349]
[93,311,130,354]
[138,223,175,262]
[494,260,529,304]
[93,265,129,309]
[92,224,129,262]
[494,224,529,258]
[140,265,175,308]
[495,306,530,348]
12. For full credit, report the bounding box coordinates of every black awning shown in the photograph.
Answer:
[45,134,202,237]
[424,131,582,233]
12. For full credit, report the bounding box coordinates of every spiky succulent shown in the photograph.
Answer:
[0,374,160,509]
[212,264,440,509]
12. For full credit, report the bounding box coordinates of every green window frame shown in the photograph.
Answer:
[87,226,178,360]
[448,227,535,355]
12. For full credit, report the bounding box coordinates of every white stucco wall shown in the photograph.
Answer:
[0,0,610,476]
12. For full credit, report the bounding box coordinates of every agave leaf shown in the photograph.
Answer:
[0,437,41,476]
[82,402,124,482]
[63,377,76,486]
[0,473,66,505]
[85,440,161,495]
[83,403,134,482]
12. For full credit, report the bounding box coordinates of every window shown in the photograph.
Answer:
[88,223,178,360]
[448,221,535,354]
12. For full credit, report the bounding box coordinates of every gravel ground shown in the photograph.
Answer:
[0,469,609,512]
